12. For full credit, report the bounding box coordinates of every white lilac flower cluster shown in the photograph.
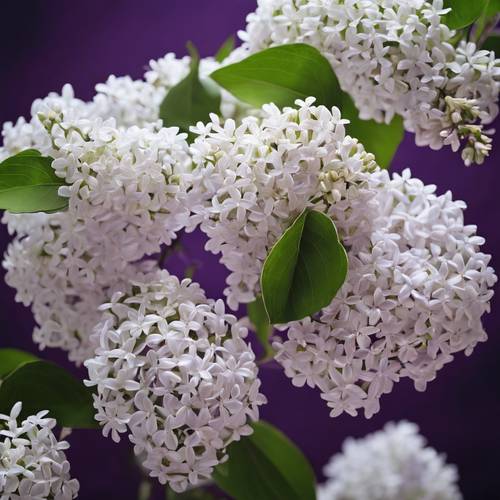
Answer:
[240,0,500,165]
[84,270,266,493]
[275,167,496,418]
[190,98,496,418]
[0,6,497,494]
[1,84,191,363]
[0,45,253,363]
[190,97,383,310]
[0,402,79,500]
[1,219,157,363]
[317,421,461,500]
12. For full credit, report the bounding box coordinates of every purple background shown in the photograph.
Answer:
[1,1,499,499]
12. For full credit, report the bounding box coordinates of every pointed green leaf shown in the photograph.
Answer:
[0,360,97,428]
[0,348,38,379]
[213,421,316,500]
[247,296,273,357]
[341,93,404,169]
[261,209,348,324]
[160,43,221,141]
[210,43,341,108]
[443,0,488,29]
[215,35,235,63]
[0,149,68,213]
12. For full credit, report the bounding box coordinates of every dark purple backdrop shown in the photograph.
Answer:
[0,2,499,499]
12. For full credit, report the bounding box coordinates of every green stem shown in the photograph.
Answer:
[158,238,183,267]
[477,15,500,47]
[184,263,199,279]
[449,28,467,48]
[257,353,276,366]
[138,479,153,500]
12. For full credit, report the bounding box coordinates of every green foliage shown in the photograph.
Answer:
[215,35,235,63]
[261,209,348,324]
[160,43,221,142]
[340,93,404,169]
[0,360,97,428]
[0,149,68,213]
[0,348,38,379]
[213,421,316,500]
[485,0,500,16]
[474,1,500,43]
[210,43,341,108]
[443,0,488,29]
[210,44,402,167]
[247,296,273,357]
[483,34,500,53]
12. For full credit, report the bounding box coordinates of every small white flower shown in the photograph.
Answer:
[0,402,79,500]
[84,270,266,493]
[317,421,461,500]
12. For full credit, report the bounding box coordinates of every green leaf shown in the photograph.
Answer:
[160,43,221,142]
[261,209,348,324]
[0,149,68,213]
[0,348,38,379]
[340,93,404,169]
[0,360,97,428]
[139,480,153,500]
[443,0,488,29]
[485,0,500,16]
[215,35,235,63]
[474,1,500,43]
[483,33,500,53]
[247,296,273,357]
[210,43,341,108]
[213,421,316,500]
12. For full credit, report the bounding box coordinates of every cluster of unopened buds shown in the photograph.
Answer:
[441,96,493,165]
